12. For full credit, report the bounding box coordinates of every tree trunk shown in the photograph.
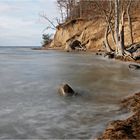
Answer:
[60,8,64,22]
[115,0,120,54]
[115,0,124,56]
[127,0,133,44]
[108,1,116,45]
[79,1,82,18]
[119,10,125,55]
[104,25,110,52]
[66,4,69,19]
[104,24,113,52]
[120,25,124,52]
[95,1,115,45]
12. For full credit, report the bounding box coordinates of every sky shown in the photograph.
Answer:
[0,0,59,46]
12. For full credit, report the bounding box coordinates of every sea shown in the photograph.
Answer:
[0,46,140,139]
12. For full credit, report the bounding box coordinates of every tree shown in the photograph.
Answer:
[42,34,52,48]
[57,0,68,22]
[115,0,124,56]
[127,0,133,44]
[40,13,56,30]
[96,0,134,58]
[56,0,76,20]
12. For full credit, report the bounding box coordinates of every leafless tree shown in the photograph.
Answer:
[56,0,77,20]
[95,0,135,58]
[127,0,133,44]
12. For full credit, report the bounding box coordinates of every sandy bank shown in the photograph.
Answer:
[98,92,140,139]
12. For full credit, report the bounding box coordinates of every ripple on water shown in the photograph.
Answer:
[0,48,140,139]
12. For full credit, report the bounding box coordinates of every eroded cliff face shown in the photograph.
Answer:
[50,19,105,51]
[50,18,140,51]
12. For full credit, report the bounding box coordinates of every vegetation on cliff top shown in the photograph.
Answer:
[42,0,140,62]
[42,34,52,48]
[40,0,140,63]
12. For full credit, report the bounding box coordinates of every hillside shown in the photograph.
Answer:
[47,0,140,53]
[48,17,140,52]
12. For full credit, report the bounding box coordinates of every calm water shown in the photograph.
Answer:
[0,46,140,139]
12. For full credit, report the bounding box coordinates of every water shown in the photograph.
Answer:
[0,46,140,139]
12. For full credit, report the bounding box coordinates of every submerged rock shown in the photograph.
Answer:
[58,83,76,96]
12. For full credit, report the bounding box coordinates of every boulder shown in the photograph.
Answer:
[104,52,115,59]
[132,48,140,60]
[58,83,76,96]
[96,53,102,56]
[126,43,140,53]
[129,64,140,70]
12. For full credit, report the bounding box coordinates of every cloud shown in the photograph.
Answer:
[0,17,34,29]
[0,2,20,13]
[0,0,59,46]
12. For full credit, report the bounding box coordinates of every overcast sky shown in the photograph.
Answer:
[0,0,59,46]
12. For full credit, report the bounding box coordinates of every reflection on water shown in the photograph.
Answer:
[0,46,140,139]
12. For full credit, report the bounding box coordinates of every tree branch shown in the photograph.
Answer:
[40,13,56,29]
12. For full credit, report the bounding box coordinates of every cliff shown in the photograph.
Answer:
[50,19,105,51]
[49,18,140,52]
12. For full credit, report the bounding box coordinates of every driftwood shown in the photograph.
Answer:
[129,64,140,70]
[125,43,140,60]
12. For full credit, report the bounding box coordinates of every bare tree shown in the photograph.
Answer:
[127,0,133,44]
[95,0,135,58]
[40,13,56,29]
[95,1,115,53]
[114,0,125,56]
[57,0,68,22]
[56,0,77,20]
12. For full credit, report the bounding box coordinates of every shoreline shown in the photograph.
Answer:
[98,92,140,139]
[32,46,140,138]
[33,47,140,64]
[37,47,140,139]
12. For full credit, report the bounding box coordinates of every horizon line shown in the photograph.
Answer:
[0,45,41,47]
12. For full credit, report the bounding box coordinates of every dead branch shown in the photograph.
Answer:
[95,1,115,45]
[40,13,56,29]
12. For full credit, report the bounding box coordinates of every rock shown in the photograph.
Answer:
[129,64,140,70]
[98,49,101,52]
[126,44,140,60]
[104,52,115,59]
[32,47,42,50]
[121,92,140,112]
[126,43,140,53]
[58,83,76,96]
[132,48,140,60]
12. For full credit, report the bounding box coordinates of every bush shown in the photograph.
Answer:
[42,34,52,47]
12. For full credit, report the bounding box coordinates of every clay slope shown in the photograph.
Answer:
[49,18,140,51]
